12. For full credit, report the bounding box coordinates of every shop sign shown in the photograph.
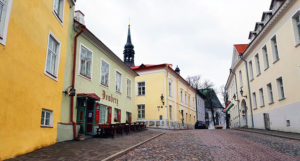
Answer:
[102,90,118,105]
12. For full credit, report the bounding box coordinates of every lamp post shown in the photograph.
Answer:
[240,88,247,98]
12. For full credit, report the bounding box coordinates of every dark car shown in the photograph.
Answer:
[195,121,208,129]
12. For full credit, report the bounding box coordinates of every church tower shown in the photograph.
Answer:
[123,24,135,67]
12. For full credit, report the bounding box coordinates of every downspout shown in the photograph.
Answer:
[239,56,254,128]
[230,69,241,127]
[71,24,86,139]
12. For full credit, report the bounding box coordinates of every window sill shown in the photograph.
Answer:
[44,72,58,81]
[127,96,131,99]
[260,105,265,108]
[137,95,145,97]
[264,66,269,71]
[295,42,300,48]
[100,83,109,88]
[278,97,286,101]
[250,78,254,82]
[41,126,53,128]
[269,102,274,105]
[79,74,91,80]
[253,108,258,110]
[256,73,261,77]
[52,11,64,26]
[115,91,122,95]
[272,59,279,64]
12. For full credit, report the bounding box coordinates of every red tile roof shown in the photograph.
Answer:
[234,44,248,55]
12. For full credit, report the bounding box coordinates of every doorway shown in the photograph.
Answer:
[77,98,96,135]
[241,100,248,127]
[263,113,270,130]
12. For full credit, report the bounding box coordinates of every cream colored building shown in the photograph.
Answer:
[226,0,300,133]
[131,64,197,129]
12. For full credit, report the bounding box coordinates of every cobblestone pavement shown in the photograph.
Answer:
[6,129,162,161]
[116,130,300,161]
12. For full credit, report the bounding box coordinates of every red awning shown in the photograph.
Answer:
[77,93,100,100]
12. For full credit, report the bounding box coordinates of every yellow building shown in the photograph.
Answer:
[0,0,75,160]
[132,64,197,129]
[225,0,300,133]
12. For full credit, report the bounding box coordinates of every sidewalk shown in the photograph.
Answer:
[235,128,300,141]
[6,129,164,161]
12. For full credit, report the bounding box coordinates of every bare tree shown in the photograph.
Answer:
[200,79,214,89]
[186,75,201,90]
[218,85,227,107]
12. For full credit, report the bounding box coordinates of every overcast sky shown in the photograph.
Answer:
[75,0,271,98]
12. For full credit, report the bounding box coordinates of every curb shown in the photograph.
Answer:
[234,129,300,141]
[101,132,165,161]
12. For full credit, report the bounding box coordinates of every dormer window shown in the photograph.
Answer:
[261,11,272,25]
[248,31,257,41]
[270,0,284,14]
[255,22,264,33]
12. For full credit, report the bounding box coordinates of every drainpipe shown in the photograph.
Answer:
[239,56,254,128]
[230,69,241,127]
[71,24,86,139]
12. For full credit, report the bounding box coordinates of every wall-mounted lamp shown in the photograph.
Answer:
[232,94,239,102]
[63,86,76,96]
[160,94,165,105]
[240,88,247,98]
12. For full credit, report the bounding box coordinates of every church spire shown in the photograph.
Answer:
[123,24,135,67]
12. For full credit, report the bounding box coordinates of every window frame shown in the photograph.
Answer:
[137,104,145,119]
[239,70,243,88]
[0,0,12,45]
[262,45,269,70]
[292,10,300,46]
[276,77,285,100]
[52,0,65,24]
[168,80,172,97]
[79,44,93,79]
[249,61,254,80]
[259,88,265,107]
[137,81,145,96]
[100,59,110,87]
[44,31,61,81]
[267,83,274,104]
[126,78,132,98]
[41,109,53,127]
[115,70,122,93]
[252,92,257,109]
[255,54,261,76]
[169,105,172,120]
[271,35,280,62]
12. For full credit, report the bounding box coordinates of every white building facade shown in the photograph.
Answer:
[226,0,300,133]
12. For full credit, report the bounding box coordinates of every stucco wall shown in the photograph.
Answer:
[0,0,73,160]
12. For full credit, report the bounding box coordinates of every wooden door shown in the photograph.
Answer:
[263,113,270,130]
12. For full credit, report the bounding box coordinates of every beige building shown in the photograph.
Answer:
[225,0,300,133]
[132,64,197,129]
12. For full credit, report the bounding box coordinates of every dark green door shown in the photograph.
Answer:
[77,99,86,134]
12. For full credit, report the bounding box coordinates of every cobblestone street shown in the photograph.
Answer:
[116,130,300,161]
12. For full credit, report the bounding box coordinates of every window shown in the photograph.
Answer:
[45,33,60,79]
[53,0,64,23]
[276,77,285,100]
[239,70,243,87]
[0,0,12,45]
[271,36,279,62]
[259,88,265,107]
[169,105,172,120]
[267,83,274,104]
[80,45,92,78]
[188,95,191,106]
[100,60,109,86]
[137,104,145,119]
[99,105,107,124]
[137,82,145,96]
[292,11,300,45]
[255,54,261,75]
[180,89,183,103]
[262,46,269,70]
[252,92,257,109]
[249,61,254,80]
[185,92,187,105]
[127,79,131,97]
[114,108,121,122]
[41,109,53,127]
[169,81,172,97]
[116,71,121,93]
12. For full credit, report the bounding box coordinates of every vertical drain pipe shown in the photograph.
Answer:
[71,24,86,139]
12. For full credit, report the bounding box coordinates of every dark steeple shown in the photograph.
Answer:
[123,24,135,67]
[175,66,180,75]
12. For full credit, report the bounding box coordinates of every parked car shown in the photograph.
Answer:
[195,121,208,129]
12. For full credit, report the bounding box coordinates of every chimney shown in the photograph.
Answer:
[175,66,180,75]
[74,10,85,25]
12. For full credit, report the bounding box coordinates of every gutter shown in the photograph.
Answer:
[239,56,254,128]
[71,24,86,139]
